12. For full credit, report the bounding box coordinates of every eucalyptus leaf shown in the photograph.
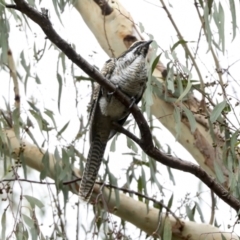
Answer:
[230,130,239,161]
[127,137,138,153]
[44,108,57,129]
[110,136,116,152]
[22,214,34,228]
[151,54,161,74]
[174,107,181,139]
[24,195,44,209]
[214,161,225,183]
[167,194,173,209]
[218,2,225,52]
[163,216,172,240]
[108,172,120,206]
[57,121,70,137]
[171,40,188,52]
[182,106,196,133]
[210,100,226,123]
[229,0,237,40]
[204,4,212,50]
[186,204,195,221]
[167,166,176,185]
[176,78,192,103]
[139,22,145,33]
[40,150,50,180]
[221,234,227,240]
[57,73,63,113]
[52,0,63,25]
[195,202,205,223]
[1,211,6,240]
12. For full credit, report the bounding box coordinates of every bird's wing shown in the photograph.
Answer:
[80,59,116,201]
[89,58,116,143]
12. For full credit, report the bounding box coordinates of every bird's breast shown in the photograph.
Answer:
[99,96,129,120]
[111,60,147,97]
[98,56,148,120]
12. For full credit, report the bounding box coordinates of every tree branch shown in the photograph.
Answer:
[112,123,240,212]
[1,129,236,239]
[7,0,240,212]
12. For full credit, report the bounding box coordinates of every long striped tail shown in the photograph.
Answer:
[80,136,106,201]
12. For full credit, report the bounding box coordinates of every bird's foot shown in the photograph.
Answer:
[129,97,136,109]
[107,84,119,96]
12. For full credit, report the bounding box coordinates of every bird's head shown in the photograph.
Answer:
[118,40,153,60]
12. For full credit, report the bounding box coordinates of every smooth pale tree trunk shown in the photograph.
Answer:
[74,0,229,179]
[1,129,235,240]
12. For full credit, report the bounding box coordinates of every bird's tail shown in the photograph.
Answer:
[80,136,107,202]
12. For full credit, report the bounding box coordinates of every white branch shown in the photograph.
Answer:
[0,129,236,239]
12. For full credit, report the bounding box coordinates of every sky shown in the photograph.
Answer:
[0,0,240,238]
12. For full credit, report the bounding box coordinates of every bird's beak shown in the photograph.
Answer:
[140,40,152,57]
[144,40,153,47]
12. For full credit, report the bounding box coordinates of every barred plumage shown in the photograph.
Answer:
[79,135,106,201]
[80,40,152,201]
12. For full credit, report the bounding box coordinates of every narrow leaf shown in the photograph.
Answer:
[1,211,6,240]
[40,150,50,180]
[139,22,145,33]
[151,54,161,74]
[182,106,197,133]
[57,121,70,137]
[229,0,237,40]
[174,107,181,139]
[110,136,116,152]
[221,234,227,240]
[176,78,192,102]
[218,2,225,52]
[210,100,226,123]
[22,214,34,228]
[167,194,173,209]
[171,40,188,52]
[214,161,225,183]
[167,166,176,185]
[57,73,63,113]
[163,217,172,240]
[24,195,44,209]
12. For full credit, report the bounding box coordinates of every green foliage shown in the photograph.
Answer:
[0,0,240,239]
[0,4,9,65]
[1,210,6,239]
[163,216,172,240]
[210,100,227,123]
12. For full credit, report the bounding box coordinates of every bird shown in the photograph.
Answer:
[80,40,153,201]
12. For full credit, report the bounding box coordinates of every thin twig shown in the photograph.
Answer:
[193,0,226,99]
[63,177,183,227]
[159,0,205,93]
[209,190,215,225]
[103,14,115,57]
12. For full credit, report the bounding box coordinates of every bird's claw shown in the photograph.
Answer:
[107,84,119,96]
[129,97,136,109]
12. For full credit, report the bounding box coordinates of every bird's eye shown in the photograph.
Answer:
[134,48,141,55]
